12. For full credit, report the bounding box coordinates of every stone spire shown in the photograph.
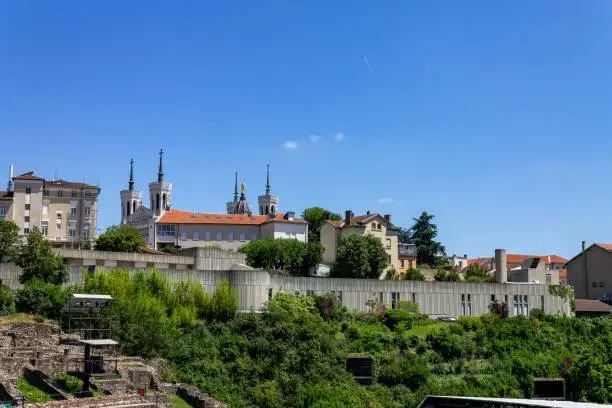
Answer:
[157,148,164,183]
[233,171,239,202]
[128,159,135,192]
[265,164,271,196]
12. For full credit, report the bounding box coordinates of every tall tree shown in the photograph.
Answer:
[302,207,341,242]
[408,212,445,267]
[16,227,67,285]
[239,238,322,276]
[94,225,146,252]
[332,234,388,279]
[0,219,19,262]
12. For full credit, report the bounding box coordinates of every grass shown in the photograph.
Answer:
[16,378,55,404]
[405,322,446,337]
[169,393,192,408]
[0,314,38,325]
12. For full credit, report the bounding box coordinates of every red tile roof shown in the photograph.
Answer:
[158,210,306,225]
[45,179,98,189]
[12,171,44,181]
[469,254,567,266]
[596,243,612,251]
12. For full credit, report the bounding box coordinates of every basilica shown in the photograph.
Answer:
[120,151,308,251]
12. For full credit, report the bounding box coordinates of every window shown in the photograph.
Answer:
[461,294,472,316]
[306,290,315,296]
[25,187,31,194]
[25,204,30,210]
[541,295,545,311]
[84,207,91,216]
[41,221,48,236]
[385,238,391,248]
[58,190,63,197]
[180,232,187,241]
[216,231,222,240]
[268,288,273,300]
[545,274,551,284]
[400,259,405,268]
[205,231,211,241]
[228,232,234,240]
[239,233,246,241]
[412,293,416,303]
[0,208,5,216]
[379,292,384,304]
[513,295,529,316]
[24,216,30,222]
[43,189,49,196]
[83,224,90,238]
[56,212,63,220]
[193,232,200,240]
[592,282,598,288]
[24,228,29,234]
[490,294,496,302]
[70,207,77,215]
[391,292,400,309]
[599,282,605,288]
[337,291,343,303]
[71,190,77,197]
[388,255,391,264]
[42,205,48,214]
[157,224,176,236]
[69,228,76,237]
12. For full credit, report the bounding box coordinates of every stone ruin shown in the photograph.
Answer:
[0,320,228,408]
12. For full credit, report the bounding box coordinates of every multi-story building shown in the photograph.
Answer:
[0,165,100,246]
[397,243,417,273]
[122,151,308,251]
[566,242,612,300]
[320,210,399,277]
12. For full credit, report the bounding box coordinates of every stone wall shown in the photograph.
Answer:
[177,384,229,408]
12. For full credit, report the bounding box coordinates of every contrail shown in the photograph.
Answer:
[363,57,372,72]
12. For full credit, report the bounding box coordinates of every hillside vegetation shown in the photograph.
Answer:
[74,269,612,407]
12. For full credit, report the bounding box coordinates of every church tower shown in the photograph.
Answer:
[148,149,172,217]
[226,172,239,214]
[257,164,278,215]
[235,180,252,215]
[120,159,143,224]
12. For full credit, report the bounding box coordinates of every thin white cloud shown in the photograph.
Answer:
[9,96,25,106]
[334,132,345,142]
[363,56,372,72]
[377,197,405,205]
[281,140,298,150]
[309,134,322,143]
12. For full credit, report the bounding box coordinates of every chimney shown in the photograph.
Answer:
[384,214,391,223]
[345,210,353,225]
[324,211,331,221]
[494,249,508,283]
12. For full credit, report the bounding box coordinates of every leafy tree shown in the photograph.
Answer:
[403,268,425,281]
[15,279,72,320]
[16,227,66,284]
[0,284,15,315]
[240,238,320,275]
[434,269,461,282]
[397,227,412,244]
[407,212,445,266]
[302,207,341,242]
[0,219,19,262]
[332,234,388,279]
[162,244,180,254]
[464,264,495,283]
[94,225,146,252]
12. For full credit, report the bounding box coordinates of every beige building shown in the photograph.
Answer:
[566,243,612,299]
[320,210,399,277]
[0,166,100,247]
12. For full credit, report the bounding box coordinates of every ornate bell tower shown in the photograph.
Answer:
[257,164,278,215]
[148,149,173,217]
[119,159,142,224]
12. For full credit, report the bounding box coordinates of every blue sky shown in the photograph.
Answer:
[1,1,611,259]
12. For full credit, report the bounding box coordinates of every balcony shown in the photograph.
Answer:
[398,243,417,257]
